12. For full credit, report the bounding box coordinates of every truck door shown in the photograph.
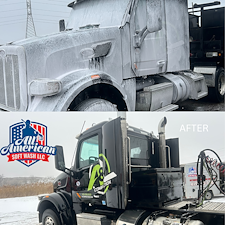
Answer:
[74,129,102,204]
[131,0,167,76]
[74,118,128,210]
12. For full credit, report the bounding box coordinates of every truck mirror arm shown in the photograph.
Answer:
[64,167,78,178]
[134,26,149,48]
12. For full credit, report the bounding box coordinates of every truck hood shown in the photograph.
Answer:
[13,27,121,83]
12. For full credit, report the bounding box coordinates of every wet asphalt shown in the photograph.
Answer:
[176,95,225,111]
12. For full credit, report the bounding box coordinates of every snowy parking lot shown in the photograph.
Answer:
[0,195,225,224]
[0,196,39,225]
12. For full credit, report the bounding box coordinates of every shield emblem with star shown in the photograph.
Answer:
[9,121,47,167]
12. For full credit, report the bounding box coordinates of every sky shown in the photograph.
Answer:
[0,0,224,45]
[0,112,224,178]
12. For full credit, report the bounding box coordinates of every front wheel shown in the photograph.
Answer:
[74,98,118,111]
[42,209,61,225]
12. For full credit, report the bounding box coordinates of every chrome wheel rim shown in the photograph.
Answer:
[44,216,55,225]
[205,192,212,200]
[218,72,225,96]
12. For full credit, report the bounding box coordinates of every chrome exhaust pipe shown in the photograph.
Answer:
[158,117,167,168]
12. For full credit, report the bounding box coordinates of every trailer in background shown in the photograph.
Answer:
[189,3,225,102]
[182,162,220,200]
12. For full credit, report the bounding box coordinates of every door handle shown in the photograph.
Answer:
[126,137,131,184]
[157,60,166,67]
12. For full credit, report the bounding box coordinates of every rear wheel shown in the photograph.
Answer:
[74,98,118,111]
[205,190,213,200]
[42,209,60,225]
[214,68,225,102]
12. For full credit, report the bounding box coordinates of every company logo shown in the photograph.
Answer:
[188,166,197,177]
[0,120,56,167]
[88,154,117,195]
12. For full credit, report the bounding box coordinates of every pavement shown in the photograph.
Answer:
[177,95,225,111]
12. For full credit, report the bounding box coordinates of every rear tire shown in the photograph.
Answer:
[74,98,118,111]
[205,190,213,200]
[42,209,61,225]
[213,68,225,102]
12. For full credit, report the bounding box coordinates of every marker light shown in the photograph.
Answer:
[77,193,81,199]
[29,78,62,97]
[91,74,100,79]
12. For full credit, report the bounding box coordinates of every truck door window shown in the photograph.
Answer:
[79,135,99,168]
[129,136,148,159]
[135,0,147,32]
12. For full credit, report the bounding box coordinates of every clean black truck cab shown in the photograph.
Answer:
[38,117,224,225]
[52,118,180,211]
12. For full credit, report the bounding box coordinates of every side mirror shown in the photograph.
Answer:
[55,145,66,171]
[146,0,162,33]
[59,19,65,32]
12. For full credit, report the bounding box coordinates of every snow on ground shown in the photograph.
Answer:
[0,195,224,224]
[210,194,225,203]
[0,196,39,225]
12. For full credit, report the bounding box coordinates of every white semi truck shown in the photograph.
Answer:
[0,0,223,112]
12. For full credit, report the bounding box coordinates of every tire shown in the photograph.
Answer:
[213,67,225,102]
[42,209,61,225]
[205,190,213,200]
[75,98,118,111]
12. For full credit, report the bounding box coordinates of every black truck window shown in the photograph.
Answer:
[79,135,99,168]
[129,136,148,159]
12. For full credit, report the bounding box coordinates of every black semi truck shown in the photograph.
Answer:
[37,117,225,225]
[189,1,225,102]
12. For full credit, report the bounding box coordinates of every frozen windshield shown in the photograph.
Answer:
[67,0,131,30]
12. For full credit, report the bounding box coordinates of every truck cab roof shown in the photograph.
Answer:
[77,119,156,140]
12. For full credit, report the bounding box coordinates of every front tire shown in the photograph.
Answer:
[74,98,118,111]
[42,209,61,225]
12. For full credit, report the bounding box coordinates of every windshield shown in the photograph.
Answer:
[67,0,131,30]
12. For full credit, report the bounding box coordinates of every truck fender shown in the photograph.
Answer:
[37,192,73,224]
[28,69,131,111]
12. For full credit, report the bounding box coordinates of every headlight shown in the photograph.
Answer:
[29,78,62,97]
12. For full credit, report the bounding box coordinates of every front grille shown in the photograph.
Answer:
[0,55,21,110]
[0,45,27,111]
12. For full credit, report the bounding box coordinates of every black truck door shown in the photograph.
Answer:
[74,130,102,203]
[74,118,128,210]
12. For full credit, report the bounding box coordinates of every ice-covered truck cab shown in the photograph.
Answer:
[0,0,209,112]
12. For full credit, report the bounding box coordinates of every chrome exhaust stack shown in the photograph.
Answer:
[158,117,167,168]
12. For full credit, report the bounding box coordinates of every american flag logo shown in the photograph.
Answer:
[9,121,47,167]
